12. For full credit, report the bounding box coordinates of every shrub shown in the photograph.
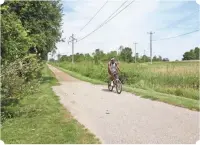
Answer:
[1,55,43,121]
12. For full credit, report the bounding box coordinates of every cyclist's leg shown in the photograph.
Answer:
[108,69,111,80]
[112,71,118,85]
[108,69,113,84]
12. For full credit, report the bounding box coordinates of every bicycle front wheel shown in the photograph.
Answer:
[108,81,114,91]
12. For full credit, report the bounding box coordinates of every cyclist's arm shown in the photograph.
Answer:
[108,62,112,71]
[116,63,120,72]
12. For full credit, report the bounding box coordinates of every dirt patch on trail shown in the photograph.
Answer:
[47,64,79,82]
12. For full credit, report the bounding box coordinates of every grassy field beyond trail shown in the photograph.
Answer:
[1,65,100,144]
[49,61,199,111]
[52,61,199,100]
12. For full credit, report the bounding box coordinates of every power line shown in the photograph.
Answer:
[155,11,198,32]
[77,0,135,42]
[77,0,128,42]
[80,0,109,32]
[153,29,199,41]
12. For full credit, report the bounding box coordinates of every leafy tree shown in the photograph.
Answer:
[74,53,85,62]
[152,55,162,61]
[1,1,63,120]
[182,47,199,60]
[107,51,118,61]
[118,45,124,52]
[158,55,162,61]
[183,50,195,60]
[163,58,169,61]
[120,47,132,62]
[141,55,150,62]
[93,49,105,64]
[49,58,55,62]
[194,47,200,60]
[1,1,63,61]
[60,55,68,61]
[84,53,93,61]
[57,54,61,61]
[1,10,32,63]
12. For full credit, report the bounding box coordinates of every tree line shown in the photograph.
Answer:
[55,46,165,63]
[55,46,199,63]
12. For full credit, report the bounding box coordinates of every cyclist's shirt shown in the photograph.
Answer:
[109,61,117,73]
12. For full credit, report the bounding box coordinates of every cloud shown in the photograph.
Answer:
[55,0,199,61]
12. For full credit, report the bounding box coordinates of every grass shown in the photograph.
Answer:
[50,62,199,111]
[51,61,199,100]
[0,65,100,144]
[123,86,199,111]
[58,67,104,85]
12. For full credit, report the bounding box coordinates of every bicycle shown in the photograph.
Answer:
[108,71,122,94]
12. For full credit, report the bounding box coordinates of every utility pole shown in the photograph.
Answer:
[147,31,155,64]
[68,34,77,64]
[133,42,138,63]
[144,49,146,62]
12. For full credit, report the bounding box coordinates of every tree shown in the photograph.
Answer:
[182,47,199,60]
[84,53,93,61]
[194,47,200,60]
[158,55,162,61]
[163,58,169,61]
[60,55,68,61]
[74,53,85,62]
[183,50,195,60]
[93,49,105,63]
[1,1,63,120]
[1,9,32,63]
[119,47,132,62]
[153,56,158,61]
[1,1,63,61]
[57,54,61,61]
[49,58,55,62]
[141,55,149,62]
[107,51,118,61]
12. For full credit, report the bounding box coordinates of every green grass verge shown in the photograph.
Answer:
[1,65,100,144]
[58,67,104,85]
[52,64,199,111]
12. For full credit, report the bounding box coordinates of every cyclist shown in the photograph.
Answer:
[108,58,120,86]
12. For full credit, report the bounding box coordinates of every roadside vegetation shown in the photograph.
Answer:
[1,1,99,143]
[1,66,100,144]
[52,61,199,100]
[49,47,199,111]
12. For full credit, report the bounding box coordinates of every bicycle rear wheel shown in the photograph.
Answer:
[115,80,122,94]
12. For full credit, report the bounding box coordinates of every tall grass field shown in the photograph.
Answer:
[52,61,199,101]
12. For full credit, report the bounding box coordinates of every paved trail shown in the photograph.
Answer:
[48,64,199,144]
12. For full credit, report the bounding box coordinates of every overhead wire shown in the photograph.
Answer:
[79,0,109,32]
[153,29,199,41]
[77,0,136,42]
[154,11,198,32]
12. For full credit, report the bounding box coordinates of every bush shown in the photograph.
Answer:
[1,55,43,122]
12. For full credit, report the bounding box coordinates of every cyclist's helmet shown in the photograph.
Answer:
[111,58,115,61]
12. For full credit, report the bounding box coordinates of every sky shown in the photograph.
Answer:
[52,0,200,61]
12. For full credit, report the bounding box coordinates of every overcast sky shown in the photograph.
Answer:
[53,0,200,61]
